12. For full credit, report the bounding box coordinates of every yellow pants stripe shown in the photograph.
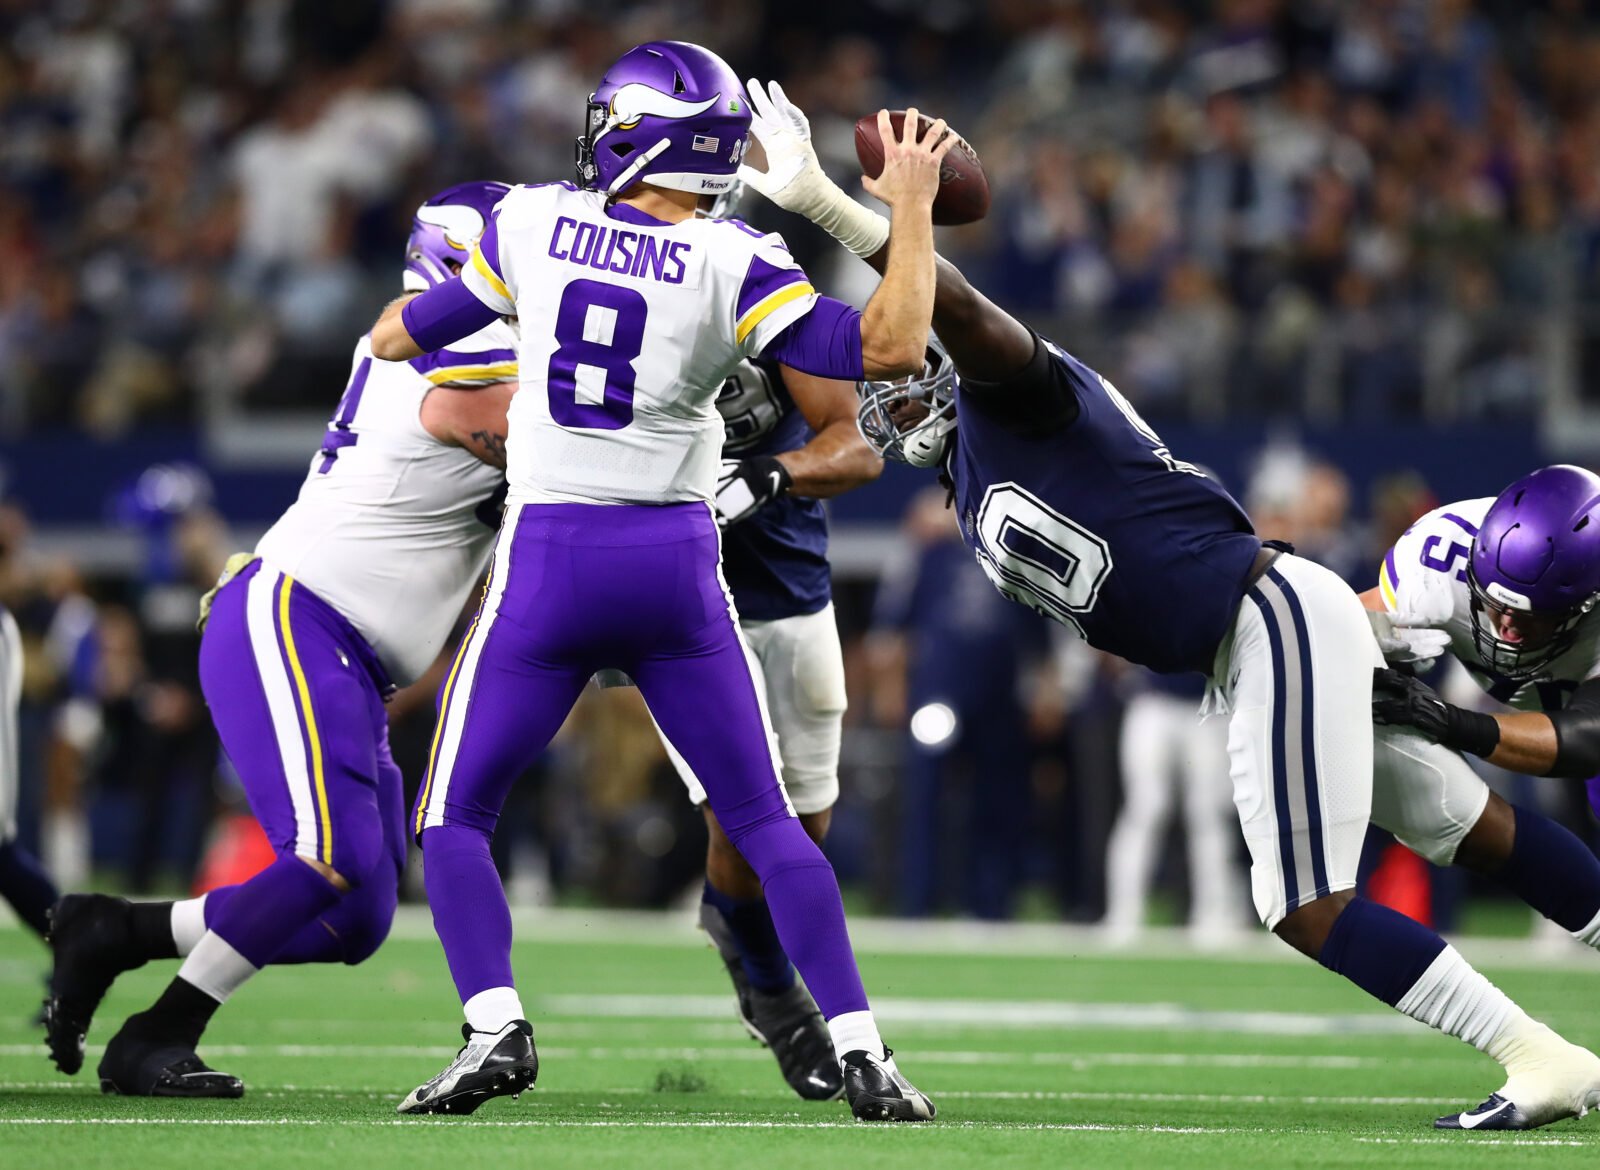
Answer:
[278,575,333,866]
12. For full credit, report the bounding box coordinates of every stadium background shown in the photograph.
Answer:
[1,0,1597,938]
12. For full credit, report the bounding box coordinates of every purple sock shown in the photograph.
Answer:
[1318,896,1447,1006]
[1499,804,1600,933]
[423,825,515,1003]
[1587,775,1600,821]
[702,880,795,993]
[207,855,342,968]
[736,818,867,1019]
[0,840,58,938]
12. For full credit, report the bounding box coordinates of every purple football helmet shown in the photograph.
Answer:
[403,181,512,292]
[1468,464,1600,678]
[575,40,750,198]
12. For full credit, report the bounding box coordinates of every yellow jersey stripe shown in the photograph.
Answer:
[415,565,492,837]
[1379,560,1399,611]
[424,362,519,386]
[469,242,513,305]
[735,282,815,346]
[278,576,333,866]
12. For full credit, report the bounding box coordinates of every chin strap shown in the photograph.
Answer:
[605,138,673,197]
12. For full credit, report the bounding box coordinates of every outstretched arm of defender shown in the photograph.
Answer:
[854,109,956,379]
[776,365,883,497]
[740,82,1033,383]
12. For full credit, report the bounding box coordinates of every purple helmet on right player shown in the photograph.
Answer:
[575,40,750,198]
[403,181,512,292]
[1468,464,1600,678]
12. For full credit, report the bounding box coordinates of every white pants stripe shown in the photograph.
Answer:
[244,565,320,862]
[415,502,517,835]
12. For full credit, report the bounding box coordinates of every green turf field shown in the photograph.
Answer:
[1,908,1597,1168]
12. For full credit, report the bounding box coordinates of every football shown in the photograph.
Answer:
[853,110,990,226]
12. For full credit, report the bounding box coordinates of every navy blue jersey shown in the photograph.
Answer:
[947,336,1260,675]
[716,359,831,621]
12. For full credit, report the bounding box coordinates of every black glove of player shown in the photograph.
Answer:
[713,456,793,528]
[1371,667,1500,758]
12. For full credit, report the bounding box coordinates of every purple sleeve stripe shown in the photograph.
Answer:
[1383,547,1399,589]
[410,347,518,375]
[1441,512,1480,537]
[401,278,503,354]
[736,254,810,322]
[761,296,863,379]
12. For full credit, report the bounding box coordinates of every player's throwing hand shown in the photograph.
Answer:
[862,108,956,210]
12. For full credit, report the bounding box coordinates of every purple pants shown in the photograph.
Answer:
[415,502,869,1020]
[200,560,405,906]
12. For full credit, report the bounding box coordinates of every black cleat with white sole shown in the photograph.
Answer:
[1436,1093,1532,1130]
[842,1048,935,1122]
[398,1020,538,1116]
[97,1023,242,1098]
[45,894,149,1075]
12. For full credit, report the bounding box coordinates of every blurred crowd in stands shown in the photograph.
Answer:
[2,0,1600,929]
[1,0,1600,433]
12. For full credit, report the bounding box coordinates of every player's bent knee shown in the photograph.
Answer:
[1272,889,1356,959]
[337,880,398,965]
[322,810,390,892]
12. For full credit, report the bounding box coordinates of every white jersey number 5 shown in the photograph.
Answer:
[974,482,1112,635]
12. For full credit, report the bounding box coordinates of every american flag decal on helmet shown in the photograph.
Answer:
[691,134,720,153]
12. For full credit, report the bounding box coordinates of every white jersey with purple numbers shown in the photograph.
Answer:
[458,182,818,506]
[254,322,517,685]
[1378,497,1600,708]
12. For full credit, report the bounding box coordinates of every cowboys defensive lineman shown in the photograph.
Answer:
[737,79,1600,1130]
[44,182,520,1097]
[673,355,880,1101]
[1363,468,1600,984]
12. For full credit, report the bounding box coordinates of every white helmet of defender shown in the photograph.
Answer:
[857,340,957,468]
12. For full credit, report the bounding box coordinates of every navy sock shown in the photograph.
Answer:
[702,880,795,994]
[1499,804,1600,933]
[0,839,58,938]
[1318,897,1447,1007]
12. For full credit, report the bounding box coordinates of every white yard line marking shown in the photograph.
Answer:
[536,994,1418,1036]
[0,1081,1449,1106]
[0,1044,1388,1068]
[0,1117,1251,1132]
[1355,1136,1595,1147]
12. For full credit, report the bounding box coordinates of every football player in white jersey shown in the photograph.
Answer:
[1364,467,1600,980]
[43,183,520,1097]
[368,41,951,1120]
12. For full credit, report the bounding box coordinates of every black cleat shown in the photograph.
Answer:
[398,1020,539,1116]
[97,1018,242,1098]
[842,1048,935,1122]
[701,899,843,1101]
[45,895,148,1075]
[746,983,844,1101]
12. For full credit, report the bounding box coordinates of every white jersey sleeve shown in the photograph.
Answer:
[253,322,515,685]
[1379,497,1600,708]
[731,231,818,358]
[485,184,825,506]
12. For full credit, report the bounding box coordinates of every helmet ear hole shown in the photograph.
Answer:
[610,143,636,159]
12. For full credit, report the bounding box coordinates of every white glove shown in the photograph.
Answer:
[1367,609,1451,666]
[739,78,890,258]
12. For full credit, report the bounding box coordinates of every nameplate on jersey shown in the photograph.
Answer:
[547,217,702,290]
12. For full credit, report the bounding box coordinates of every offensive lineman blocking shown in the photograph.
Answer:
[736,78,1600,1130]
[44,183,520,1096]
[1362,468,1600,973]
[369,42,948,1120]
